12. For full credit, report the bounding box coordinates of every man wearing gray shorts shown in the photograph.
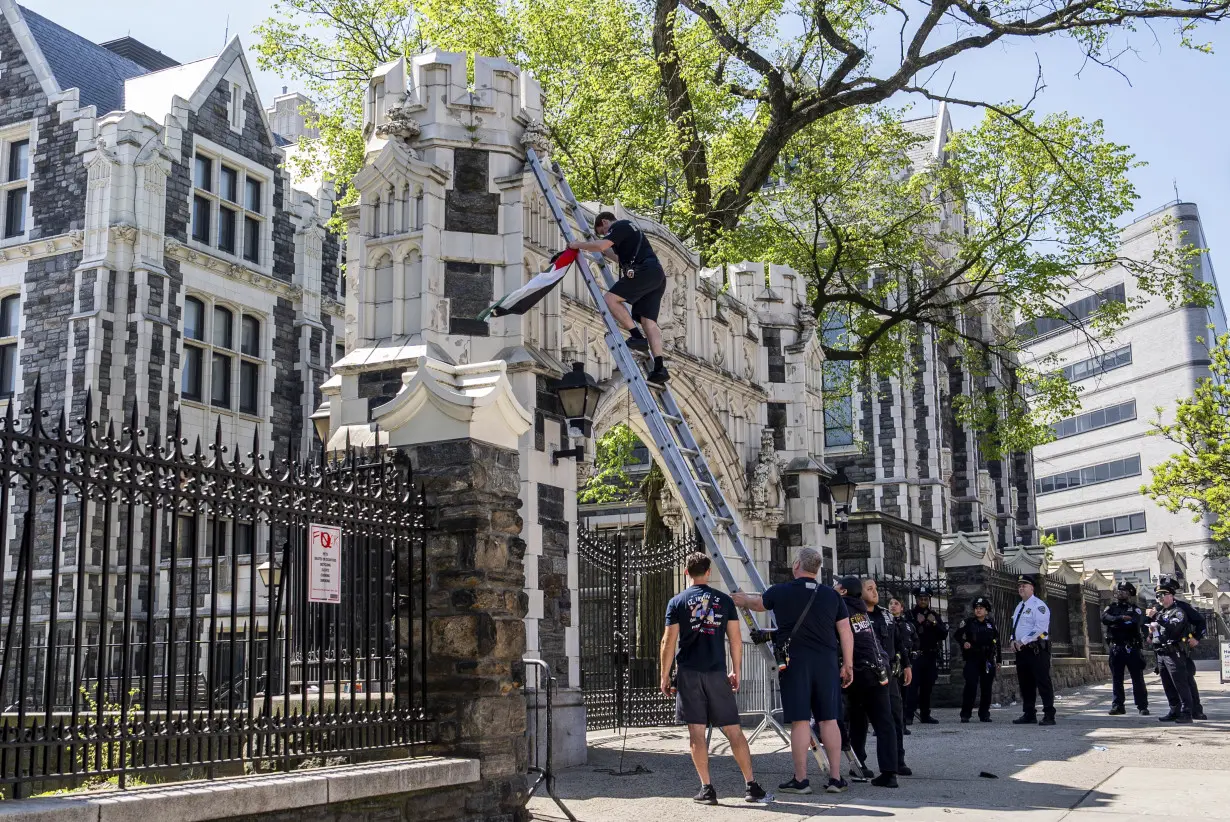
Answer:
[660,552,766,804]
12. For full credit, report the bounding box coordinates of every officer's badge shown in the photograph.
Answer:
[1025,609,1031,614]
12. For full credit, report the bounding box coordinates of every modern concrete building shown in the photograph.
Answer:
[1022,201,1229,591]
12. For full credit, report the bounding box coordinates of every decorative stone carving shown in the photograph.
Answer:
[520,120,553,157]
[111,223,137,242]
[375,106,422,141]
[746,428,784,527]
[712,326,725,368]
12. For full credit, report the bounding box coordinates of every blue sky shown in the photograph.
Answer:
[21,0,1230,301]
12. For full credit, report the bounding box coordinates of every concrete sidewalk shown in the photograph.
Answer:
[528,670,1229,821]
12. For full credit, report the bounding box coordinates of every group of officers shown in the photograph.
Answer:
[660,547,1211,804]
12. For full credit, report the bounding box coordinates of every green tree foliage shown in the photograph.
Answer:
[255,0,1221,454]
[1144,330,1230,551]
[577,423,642,504]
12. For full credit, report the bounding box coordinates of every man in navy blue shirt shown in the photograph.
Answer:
[734,547,854,795]
[660,552,766,804]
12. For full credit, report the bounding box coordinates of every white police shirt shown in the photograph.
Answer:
[1011,595,1050,645]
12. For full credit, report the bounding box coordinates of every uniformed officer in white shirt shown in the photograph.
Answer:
[1009,574,1056,726]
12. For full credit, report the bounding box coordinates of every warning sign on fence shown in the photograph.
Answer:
[308,523,342,604]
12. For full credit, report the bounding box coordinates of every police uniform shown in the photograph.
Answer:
[1010,575,1056,725]
[1102,581,1148,715]
[892,610,917,736]
[954,597,1000,722]
[904,585,947,724]
[1151,577,1203,723]
[869,604,910,775]
[837,578,898,783]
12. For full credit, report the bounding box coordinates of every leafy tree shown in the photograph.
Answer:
[255,0,1219,454]
[577,424,642,504]
[1144,330,1230,549]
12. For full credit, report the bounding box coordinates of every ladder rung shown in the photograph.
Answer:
[678,446,699,457]
[711,516,734,526]
[660,413,683,425]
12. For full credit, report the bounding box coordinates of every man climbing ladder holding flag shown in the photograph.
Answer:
[567,212,670,384]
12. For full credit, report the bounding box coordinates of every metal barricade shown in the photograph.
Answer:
[735,641,790,746]
[523,659,576,821]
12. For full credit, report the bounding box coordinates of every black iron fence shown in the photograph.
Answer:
[577,529,692,731]
[0,387,434,796]
[871,574,951,673]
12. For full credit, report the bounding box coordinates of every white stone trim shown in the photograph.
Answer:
[0,758,479,822]
[0,0,60,99]
[0,230,83,262]
[166,239,301,302]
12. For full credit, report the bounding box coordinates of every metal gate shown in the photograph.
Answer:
[577,529,692,731]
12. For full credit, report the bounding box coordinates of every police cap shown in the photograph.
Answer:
[1016,574,1036,588]
[972,596,992,610]
[1156,576,1180,595]
[1115,580,1137,596]
[912,585,933,598]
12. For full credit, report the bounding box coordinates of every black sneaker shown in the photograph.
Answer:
[979,716,992,723]
[897,765,913,776]
[647,364,670,384]
[824,778,848,794]
[1158,713,1178,723]
[871,773,899,788]
[1193,712,1208,720]
[920,716,939,725]
[1012,715,1038,725]
[960,716,970,723]
[744,781,767,803]
[1139,707,1150,716]
[693,784,718,804]
[1039,716,1056,726]
[625,335,650,352]
[1174,714,1194,725]
[779,778,811,795]
[851,765,873,781]
[903,726,911,735]
[1108,705,1126,716]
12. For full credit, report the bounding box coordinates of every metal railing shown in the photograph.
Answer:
[0,385,435,796]
[524,659,575,821]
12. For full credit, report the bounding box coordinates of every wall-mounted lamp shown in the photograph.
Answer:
[823,468,857,534]
[552,362,602,465]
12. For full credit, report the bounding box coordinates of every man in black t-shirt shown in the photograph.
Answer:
[567,211,669,384]
[660,552,765,804]
[734,547,854,796]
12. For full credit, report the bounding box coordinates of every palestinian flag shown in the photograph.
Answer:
[480,249,578,319]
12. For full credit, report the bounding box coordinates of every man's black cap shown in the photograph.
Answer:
[1017,574,1036,587]
[972,596,992,610]
[1115,581,1137,596]
[837,576,862,595]
[912,585,932,598]
[1156,576,1180,594]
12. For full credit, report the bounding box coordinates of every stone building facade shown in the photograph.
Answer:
[0,2,341,659]
[827,110,1038,578]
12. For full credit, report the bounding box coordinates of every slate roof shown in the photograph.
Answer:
[20,5,150,114]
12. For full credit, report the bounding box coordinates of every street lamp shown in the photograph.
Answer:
[552,362,602,464]
[311,400,331,445]
[257,557,282,589]
[824,468,857,534]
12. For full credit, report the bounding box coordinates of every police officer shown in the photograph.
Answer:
[1149,576,1206,722]
[954,596,1001,723]
[863,582,911,776]
[835,577,899,788]
[1147,577,1198,724]
[889,597,917,736]
[1102,581,1149,716]
[905,585,947,724]
[1170,585,1208,720]
[1010,574,1056,726]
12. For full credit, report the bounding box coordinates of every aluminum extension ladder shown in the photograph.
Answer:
[524,149,863,779]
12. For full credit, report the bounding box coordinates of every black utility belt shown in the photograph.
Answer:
[1017,640,1050,652]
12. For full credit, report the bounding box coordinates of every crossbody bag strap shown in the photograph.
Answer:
[788,581,823,643]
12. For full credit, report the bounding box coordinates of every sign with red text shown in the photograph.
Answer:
[308,523,342,604]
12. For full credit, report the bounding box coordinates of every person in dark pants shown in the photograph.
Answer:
[835,577,898,788]
[889,597,916,737]
[735,547,854,795]
[1010,574,1056,726]
[1147,577,1198,724]
[1149,576,1206,722]
[863,582,911,776]
[659,552,766,803]
[567,211,669,383]
[954,596,1001,722]
[905,585,947,724]
[1102,581,1149,716]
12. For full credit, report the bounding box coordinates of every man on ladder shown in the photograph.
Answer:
[566,212,670,384]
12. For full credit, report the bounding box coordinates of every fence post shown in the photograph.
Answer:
[938,533,996,628]
[332,357,534,821]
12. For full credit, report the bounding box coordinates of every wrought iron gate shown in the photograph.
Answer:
[577,529,692,731]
